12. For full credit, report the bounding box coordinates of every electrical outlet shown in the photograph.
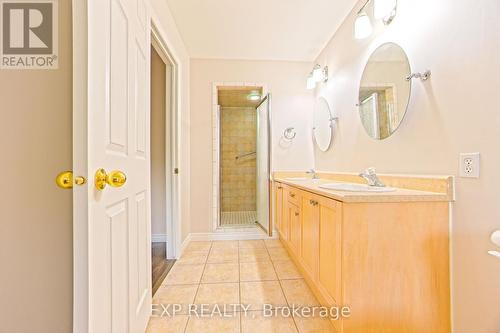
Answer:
[459,153,480,178]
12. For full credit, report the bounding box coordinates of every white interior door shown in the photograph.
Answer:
[73,0,151,332]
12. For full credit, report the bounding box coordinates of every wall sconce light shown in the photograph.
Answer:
[307,65,328,89]
[354,11,373,39]
[306,74,316,90]
[312,64,328,83]
[354,0,397,40]
[374,0,397,25]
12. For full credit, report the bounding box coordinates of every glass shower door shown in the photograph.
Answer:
[256,94,271,234]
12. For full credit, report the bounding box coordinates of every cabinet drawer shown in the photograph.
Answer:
[284,185,301,206]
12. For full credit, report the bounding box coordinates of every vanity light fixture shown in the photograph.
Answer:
[374,0,397,25]
[312,64,328,83]
[306,73,316,90]
[354,0,397,39]
[354,0,373,40]
[307,65,328,89]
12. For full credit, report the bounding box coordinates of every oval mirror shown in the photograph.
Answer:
[313,97,335,152]
[358,42,411,140]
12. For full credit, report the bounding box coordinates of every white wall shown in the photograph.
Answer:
[190,59,315,233]
[150,0,191,246]
[312,0,500,332]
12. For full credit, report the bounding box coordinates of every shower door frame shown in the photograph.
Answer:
[211,82,272,235]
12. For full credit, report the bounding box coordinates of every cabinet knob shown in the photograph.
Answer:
[295,212,299,216]
[290,193,296,198]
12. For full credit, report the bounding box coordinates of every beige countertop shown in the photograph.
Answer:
[274,177,452,203]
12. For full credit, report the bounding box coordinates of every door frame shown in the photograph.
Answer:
[71,3,182,331]
[211,83,272,236]
[150,23,181,260]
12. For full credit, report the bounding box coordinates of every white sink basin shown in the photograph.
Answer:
[319,182,396,193]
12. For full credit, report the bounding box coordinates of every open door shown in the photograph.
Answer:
[256,94,272,235]
[73,0,152,332]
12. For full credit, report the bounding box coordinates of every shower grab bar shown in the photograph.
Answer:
[235,151,256,160]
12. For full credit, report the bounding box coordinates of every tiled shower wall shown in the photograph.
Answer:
[220,107,257,212]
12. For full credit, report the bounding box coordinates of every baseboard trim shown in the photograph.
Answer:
[179,229,277,255]
[151,234,167,243]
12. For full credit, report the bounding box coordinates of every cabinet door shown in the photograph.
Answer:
[288,202,301,256]
[318,196,342,306]
[301,193,320,282]
[274,182,284,235]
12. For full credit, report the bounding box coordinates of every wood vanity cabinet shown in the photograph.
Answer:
[273,181,451,333]
[283,185,302,256]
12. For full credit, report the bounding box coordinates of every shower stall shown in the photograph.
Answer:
[216,86,271,234]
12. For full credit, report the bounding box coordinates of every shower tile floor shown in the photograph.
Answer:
[221,211,257,226]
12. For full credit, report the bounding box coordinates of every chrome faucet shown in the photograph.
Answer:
[306,169,318,179]
[359,167,385,187]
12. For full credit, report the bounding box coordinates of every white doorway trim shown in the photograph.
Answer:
[211,82,268,232]
[151,23,181,259]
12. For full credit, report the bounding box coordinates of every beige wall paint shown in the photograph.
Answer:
[151,47,168,236]
[0,1,73,332]
[313,0,500,331]
[189,59,314,233]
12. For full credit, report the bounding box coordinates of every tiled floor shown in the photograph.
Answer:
[221,211,257,225]
[147,239,335,333]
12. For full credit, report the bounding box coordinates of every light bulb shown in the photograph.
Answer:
[354,12,373,39]
[247,93,261,101]
[312,66,324,82]
[374,0,397,20]
[306,75,316,90]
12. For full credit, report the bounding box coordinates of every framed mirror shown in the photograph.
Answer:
[358,42,411,140]
[313,97,336,152]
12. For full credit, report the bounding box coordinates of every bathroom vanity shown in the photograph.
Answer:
[273,172,454,333]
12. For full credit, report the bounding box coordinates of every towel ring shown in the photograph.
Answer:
[283,127,296,141]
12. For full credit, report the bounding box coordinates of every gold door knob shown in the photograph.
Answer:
[94,168,127,190]
[56,171,87,189]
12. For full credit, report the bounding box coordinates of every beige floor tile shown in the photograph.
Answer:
[185,313,241,333]
[202,263,240,283]
[207,249,239,264]
[273,260,302,280]
[177,251,208,265]
[146,316,189,333]
[184,241,212,253]
[239,247,270,263]
[211,240,239,250]
[293,316,336,333]
[163,264,205,285]
[194,282,240,311]
[241,311,298,333]
[240,281,288,311]
[267,247,290,261]
[280,279,319,307]
[264,239,285,249]
[239,240,265,249]
[153,284,198,314]
[240,262,278,282]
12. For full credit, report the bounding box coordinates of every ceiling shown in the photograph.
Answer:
[165,0,357,61]
[218,87,263,108]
